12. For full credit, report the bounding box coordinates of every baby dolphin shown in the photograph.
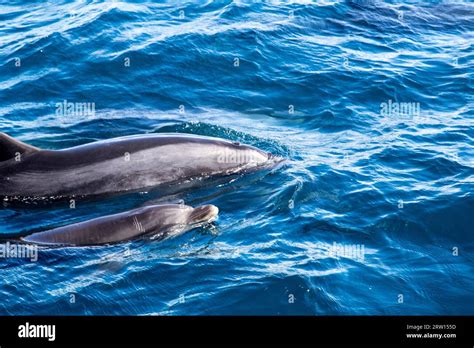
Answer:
[0,132,280,200]
[21,204,218,246]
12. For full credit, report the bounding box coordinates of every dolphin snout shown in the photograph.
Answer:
[189,204,219,223]
[260,150,286,166]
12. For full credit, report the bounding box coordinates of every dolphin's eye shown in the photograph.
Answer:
[232,141,241,146]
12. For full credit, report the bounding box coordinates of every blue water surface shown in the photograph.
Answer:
[0,1,473,315]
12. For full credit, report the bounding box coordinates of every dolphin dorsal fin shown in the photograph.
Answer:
[0,132,39,162]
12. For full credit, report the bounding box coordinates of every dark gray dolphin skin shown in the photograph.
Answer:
[0,132,280,200]
[21,203,219,246]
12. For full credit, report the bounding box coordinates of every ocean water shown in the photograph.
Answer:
[0,1,473,315]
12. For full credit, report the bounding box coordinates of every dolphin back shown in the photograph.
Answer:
[0,132,39,162]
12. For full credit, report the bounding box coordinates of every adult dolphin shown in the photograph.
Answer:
[0,132,281,201]
[19,203,218,246]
